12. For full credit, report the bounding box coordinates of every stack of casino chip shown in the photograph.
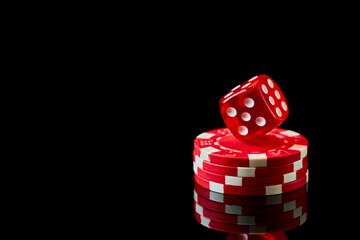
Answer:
[193,181,308,234]
[193,127,309,196]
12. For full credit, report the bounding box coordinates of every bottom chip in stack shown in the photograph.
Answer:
[194,171,309,196]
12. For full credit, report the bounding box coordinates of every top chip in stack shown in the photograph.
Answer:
[193,127,309,196]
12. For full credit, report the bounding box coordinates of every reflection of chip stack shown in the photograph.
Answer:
[193,127,309,235]
[193,181,308,235]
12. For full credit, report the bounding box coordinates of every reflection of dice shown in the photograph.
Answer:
[226,232,288,240]
[219,75,289,141]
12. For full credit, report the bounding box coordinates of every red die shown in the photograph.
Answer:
[219,75,289,141]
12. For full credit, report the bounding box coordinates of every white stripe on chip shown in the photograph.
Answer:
[209,181,224,193]
[200,147,221,161]
[266,184,282,195]
[248,153,267,167]
[197,132,215,139]
[225,175,243,186]
[237,166,256,177]
[284,171,297,183]
[281,130,300,137]
[200,215,210,227]
[293,158,304,171]
[195,155,203,169]
[289,144,307,159]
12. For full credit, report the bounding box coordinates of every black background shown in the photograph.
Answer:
[114,12,360,236]
[11,5,360,238]
[130,46,360,239]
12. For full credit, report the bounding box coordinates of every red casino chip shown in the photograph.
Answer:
[194,211,307,234]
[194,191,307,215]
[194,181,308,206]
[193,161,308,187]
[194,171,309,196]
[193,128,308,167]
[193,154,308,178]
[194,201,307,225]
